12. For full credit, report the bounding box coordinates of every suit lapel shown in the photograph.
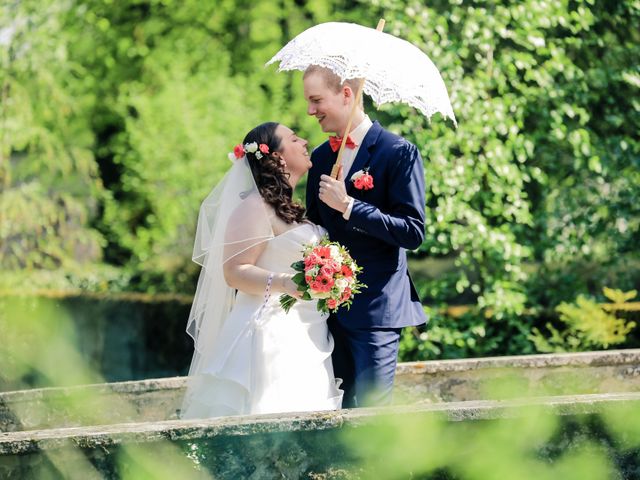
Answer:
[313,142,337,177]
[313,143,342,222]
[346,121,383,194]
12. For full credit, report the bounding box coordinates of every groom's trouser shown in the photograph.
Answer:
[328,316,402,408]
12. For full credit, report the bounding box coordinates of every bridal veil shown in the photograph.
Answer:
[182,156,274,414]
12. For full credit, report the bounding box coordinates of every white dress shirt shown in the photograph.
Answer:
[340,115,373,220]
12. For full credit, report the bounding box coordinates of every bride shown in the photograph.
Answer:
[181,122,343,418]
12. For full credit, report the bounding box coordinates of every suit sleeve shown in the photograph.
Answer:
[347,142,426,250]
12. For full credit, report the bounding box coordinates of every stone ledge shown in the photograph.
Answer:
[395,348,640,374]
[2,392,640,455]
[3,349,638,401]
[3,349,640,433]
[4,349,638,399]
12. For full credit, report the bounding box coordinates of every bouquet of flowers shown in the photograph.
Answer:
[279,237,366,314]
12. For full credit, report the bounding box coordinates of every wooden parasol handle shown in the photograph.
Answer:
[330,18,385,179]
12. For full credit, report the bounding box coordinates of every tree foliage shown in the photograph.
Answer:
[1,1,105,269]
[369,0,639,357]
[1,0,638,357]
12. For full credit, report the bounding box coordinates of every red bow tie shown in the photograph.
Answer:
[329,135,357,152]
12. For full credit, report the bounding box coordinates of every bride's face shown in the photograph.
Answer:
[275,125,311,177]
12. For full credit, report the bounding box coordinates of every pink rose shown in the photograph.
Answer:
[259,143,269,154]
[320,266,335,278]
[327,298,338,310]
[304,253,321,269]
[361,173,374,190]
[341,287,352,302]
[353,172,374,190]
[325,259,341,273]
[233,144,245,159]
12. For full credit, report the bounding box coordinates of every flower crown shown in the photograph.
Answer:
[228,142,270,162]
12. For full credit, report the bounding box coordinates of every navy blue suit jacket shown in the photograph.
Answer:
[306,121,428,329]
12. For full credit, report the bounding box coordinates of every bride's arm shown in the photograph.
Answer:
[223,241,301,297]
[222,195,301,297]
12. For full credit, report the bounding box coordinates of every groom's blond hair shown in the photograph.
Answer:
[304,65,364,109]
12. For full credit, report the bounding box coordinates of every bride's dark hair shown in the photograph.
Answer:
[242,122,306,225]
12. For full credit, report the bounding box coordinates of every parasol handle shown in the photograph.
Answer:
[331,18,386,179]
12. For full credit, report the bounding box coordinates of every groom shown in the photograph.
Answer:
[303,66,427,408]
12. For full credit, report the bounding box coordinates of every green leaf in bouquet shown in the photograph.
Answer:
[279,294,297,314]
[317,300,327,313]
[292,272,306,285]
[291,260,305,272]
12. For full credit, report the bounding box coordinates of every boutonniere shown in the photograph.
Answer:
[350,168,374,190]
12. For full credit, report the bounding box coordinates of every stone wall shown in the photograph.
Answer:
[3,349,640,433]
[1,294,193,392]
[3,350,640,479]
[2,393,640,479]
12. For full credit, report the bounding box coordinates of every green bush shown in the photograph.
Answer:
[3,0,639,357]
[530,288,637,353]
[399,306,538,361]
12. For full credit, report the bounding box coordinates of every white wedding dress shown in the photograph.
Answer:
[181,222,343,419]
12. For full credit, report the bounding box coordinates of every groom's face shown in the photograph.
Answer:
[303,71,350,136]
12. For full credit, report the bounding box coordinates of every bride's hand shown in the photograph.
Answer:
[279,274,303,298]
